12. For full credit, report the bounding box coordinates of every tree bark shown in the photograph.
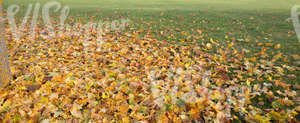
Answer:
[0,0,11,87]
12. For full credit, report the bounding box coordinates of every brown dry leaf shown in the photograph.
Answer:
[295,106,300,112]
[71,104,82,118]
[287,74,297,80]
[25,84,41,92]
[291,54,300,60]
[294,61,300,66]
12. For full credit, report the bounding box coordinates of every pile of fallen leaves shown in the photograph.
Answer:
[0,22,299,122]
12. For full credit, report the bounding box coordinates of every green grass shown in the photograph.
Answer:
[4,0,299,82]
[4,0,300,11]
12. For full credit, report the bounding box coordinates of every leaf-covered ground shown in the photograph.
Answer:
[0,20,299,122]
[1,0,300,122]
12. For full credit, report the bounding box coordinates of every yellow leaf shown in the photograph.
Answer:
[228,42,233,47]
[102,93,109,99]
[119,104,129,113]
[225,35,228,39]
[295,106,300,112]
[40,97,49,103]
[211,91,221,100]
[206,43,212,49]
[197,29,203,34]
[122,117,130,123]
[246,79,251,86]
[274,53,282,59]
[253,115,270,123]
[274,44,281,49]
[249,57,257,62]
[265,43,274,47]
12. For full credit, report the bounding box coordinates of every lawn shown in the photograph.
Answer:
[1,0,300,122]
[4,0,300,55]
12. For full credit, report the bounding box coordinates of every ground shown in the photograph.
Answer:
[0,0,300,122]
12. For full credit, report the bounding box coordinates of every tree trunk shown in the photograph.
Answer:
[0,0,11,87]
